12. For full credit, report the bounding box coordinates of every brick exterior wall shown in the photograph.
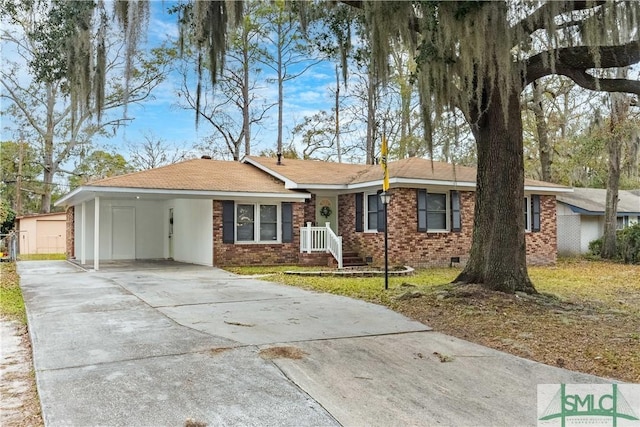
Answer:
[66,206,75,259]
[304,194,316,224]
[525,195,557,265]
[212,200,308,266]
[338,189,557,267]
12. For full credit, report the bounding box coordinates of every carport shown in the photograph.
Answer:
[57,188,217,270]
[55,159,309,270]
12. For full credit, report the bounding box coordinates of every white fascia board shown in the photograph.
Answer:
[347,177,476,190]
[242,157,299,189]
[56,186,309,206]
[524,185,573,193]
[296,183,348,190]
[54,186,85,206]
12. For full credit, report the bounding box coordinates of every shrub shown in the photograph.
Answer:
[588,222,640,264]
[618,222,640,264]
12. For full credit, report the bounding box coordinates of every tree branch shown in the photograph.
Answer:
[556,68,640,95]
[514,0,606,36]
[526,42,640,84]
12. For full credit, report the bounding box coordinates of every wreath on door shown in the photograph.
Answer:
[320,205,332,218]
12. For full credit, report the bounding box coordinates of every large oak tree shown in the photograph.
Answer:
[40,0,640,293]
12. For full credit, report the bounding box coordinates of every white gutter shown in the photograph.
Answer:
[55,186,310,206]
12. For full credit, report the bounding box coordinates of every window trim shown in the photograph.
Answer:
[364,191,381,232]
[524,195,541,232]
[234,202,281,244]
[417,189,450,233]
[617,215,630,230]
[524,196,531,233]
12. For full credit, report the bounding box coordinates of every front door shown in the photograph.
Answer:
[316,196,338,233]
[112,206,135,259]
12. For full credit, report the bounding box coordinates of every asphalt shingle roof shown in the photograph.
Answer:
[85,158,298,194]
[246,156,567,188]
[557,188,640,214]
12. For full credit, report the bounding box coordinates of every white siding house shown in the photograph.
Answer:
[556,188,640,255]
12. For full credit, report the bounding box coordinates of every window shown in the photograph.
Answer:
[617,216,629,230]
[524,195,541,232]
[260,205,277,240]
[234,203,279,243]
[417,190,451,232]
[427,193,447,230]
[367,193,379,231]
[236,204,255,241]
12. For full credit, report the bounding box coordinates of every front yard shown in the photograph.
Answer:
[226,259,640,383]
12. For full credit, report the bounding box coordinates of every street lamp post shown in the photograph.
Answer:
[380,191,391,290]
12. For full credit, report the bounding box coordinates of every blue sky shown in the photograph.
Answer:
[99,1,339,159]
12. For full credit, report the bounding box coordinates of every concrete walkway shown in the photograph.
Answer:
[19,261,608,426]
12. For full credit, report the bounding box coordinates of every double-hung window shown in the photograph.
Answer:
[417,190,459,232]
[235,203,279,243]
[617,216,630,230]
[524,195,541,232]
[366,193,380,231]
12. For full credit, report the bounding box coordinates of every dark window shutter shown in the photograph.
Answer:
[531,195,541,232]
[281,202,293,243]
[355,193,364,232]
[451,190,461,232]
[417,189,427,232]
[376,190,385,232]
[222,201,235,243]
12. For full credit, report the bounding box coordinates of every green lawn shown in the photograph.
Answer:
[0,262,27,324]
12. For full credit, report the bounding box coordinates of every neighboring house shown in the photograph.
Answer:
[16,212,67,255]
[55,156,570,270]
[556,188,640,255]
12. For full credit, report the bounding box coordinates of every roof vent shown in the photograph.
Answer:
[201,155,212,159]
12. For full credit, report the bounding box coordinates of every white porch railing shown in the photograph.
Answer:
[300,222,343,269]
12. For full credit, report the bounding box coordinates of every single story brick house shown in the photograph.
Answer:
[55,156,570,270]
[556,188,640,255]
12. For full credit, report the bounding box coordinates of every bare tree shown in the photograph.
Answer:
[1,5,169,212]
[127,132,191,170]
[175,5,273,161]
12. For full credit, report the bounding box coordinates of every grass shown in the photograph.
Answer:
[228,259,640,382]
[0,261,27,324]
[18,253,66,261]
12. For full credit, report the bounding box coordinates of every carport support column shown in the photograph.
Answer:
[94,196,100,271]
[80,202,86,265]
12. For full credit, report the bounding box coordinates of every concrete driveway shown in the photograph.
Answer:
[19,260,607,427]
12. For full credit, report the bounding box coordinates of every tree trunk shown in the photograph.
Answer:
[532,81,552,182]
[454,83,536,294]
[365,66,377,165]
[335,65,341,163]
[276,20,284,157]
[601,136,620,258]
[242,28,251,158]
[601,91,627,259]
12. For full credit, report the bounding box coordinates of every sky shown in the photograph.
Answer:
[0,1,340,162]
[93,1,338,159]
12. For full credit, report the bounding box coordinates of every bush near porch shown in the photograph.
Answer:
[227,259,640,383]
